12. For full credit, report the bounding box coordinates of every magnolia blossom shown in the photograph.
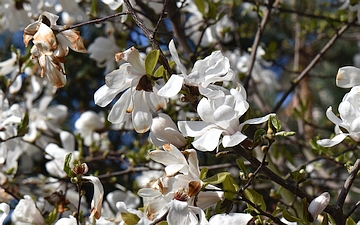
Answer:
[178,84,275,151]
[0,52,22,94]
[13,195,45,225]
[75,111,104,146]
[54,215,77,225]
[138,144,223,224]
[94,46,166,133]
[23,11,87,87]
[336,66,360,88]
[308,192,330,220]
[157,40,234,99]
[317,86,360,147]
[0,202,10,224]
[149,113,187,148]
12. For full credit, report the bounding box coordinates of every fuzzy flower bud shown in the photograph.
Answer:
[308,192,330,220]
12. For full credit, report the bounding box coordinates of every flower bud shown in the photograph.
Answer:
[308,192,330,220]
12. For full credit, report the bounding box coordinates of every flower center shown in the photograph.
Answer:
[136,75,153,92]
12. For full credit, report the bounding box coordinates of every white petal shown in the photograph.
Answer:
[157,75,184,98]
[316,133,349,147]
[105,64,131,90]
[94,84,122,107]
[197,97,215,123]
[83,176,104,219]
[167,200,189,225]
[239,113,275,130]
[326,106,349,131]
[178,121,213,137]
[209,213,252,225]
[336,66,360,88]
[308,192,330,219]
[222,131,247,148]
[119,47,145,74]
[169,40,187,75]
[192,128,223,151]
[108,89,132,123]
[60,131,75,151]
[213,105,238,130]
[132,91,152,133]
[0,203,10,225]
[137,188,162,198]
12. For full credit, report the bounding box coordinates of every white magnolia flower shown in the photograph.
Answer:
[13,195,45,225]
[54,215,77,225]
[0,52,22,94]
[317,86,360,147]
[157,40,234,99]
[83,175,104,220]
[308,192,330,220]
[149,113,187,148]
[75,111,104,146]
[178,84,275,151]
[209,213,253,225]
[94,46,166,133]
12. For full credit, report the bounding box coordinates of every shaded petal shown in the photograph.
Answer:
[192,128,223,151]
[157,75,184,98]
[239,113,275,130]
[167,200,189,225]
[326,106,350,131]
[116,47,145,74]
[308,192,330,220]
[316,133,349,147]
[222,131,247,148]
[83,176,104,220]
[108,89,132,123]
[336,66,360,88]
[105,64,132,90]
[60,131,75,151]
[213,105,238,130]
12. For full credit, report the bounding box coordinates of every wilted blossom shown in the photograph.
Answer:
[178,83,275,151]
[149,113,187,148]
[308,192,330,220]
[13,195,45,225]
[23,11,87,87]
[157,40,235,99]
[94,46,166,133]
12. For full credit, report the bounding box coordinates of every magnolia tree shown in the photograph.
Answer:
[1,0,360,224]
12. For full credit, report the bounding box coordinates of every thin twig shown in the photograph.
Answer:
[272,18,357,112]
[153,0,169,38]
[57,12,129,32]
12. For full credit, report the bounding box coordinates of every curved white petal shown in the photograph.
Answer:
[169,40,187,75]
[82,176,104,220]
[178,121,213,137]
[197,97,215,123]
[308,192,330,220]
[60,130,75,151]
[157,75,184,98]
[94,84,122,107]
[316,133,349,147]
[336,66,360,88]
[213,105,238,130]
[192,128,223,151]
[167,200,189,225]
[222,131,247,148]
[239,113,275,130]
[105,64,131,90]
[326,106,350,131]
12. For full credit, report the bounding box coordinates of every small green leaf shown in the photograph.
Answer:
[199,167,208,181]
[63,153,73,178]
[145,50,160,75]
[346,217,357,225]
[236,159,247,175]
[243,188,266,212]
[203,172,230,186]
[194,0,206,15]
[17,111,29,136]
[121,212,140,225]
[223,175,238,200]
[275,131,296,137]
[153,65,165,78]
[253,129,266,146]
[282,209,303,223]
[270,115,281,132]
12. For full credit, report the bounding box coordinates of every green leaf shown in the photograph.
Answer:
[270,115,281,132]
[282,209,304,224]
[63,153,73,178]
[121,212,140,225]
[236,159,247,175]
[17,111,29,136]
[145,50,160,75]
[199,167,208,181]
[223,175,238,200]
[153,65,165,78]
[275,131,296,137]
[203,172,230,186]
[194,0,206,15]
[243,188,266,212]
[346,217,357,225]
[253,129,266,146]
